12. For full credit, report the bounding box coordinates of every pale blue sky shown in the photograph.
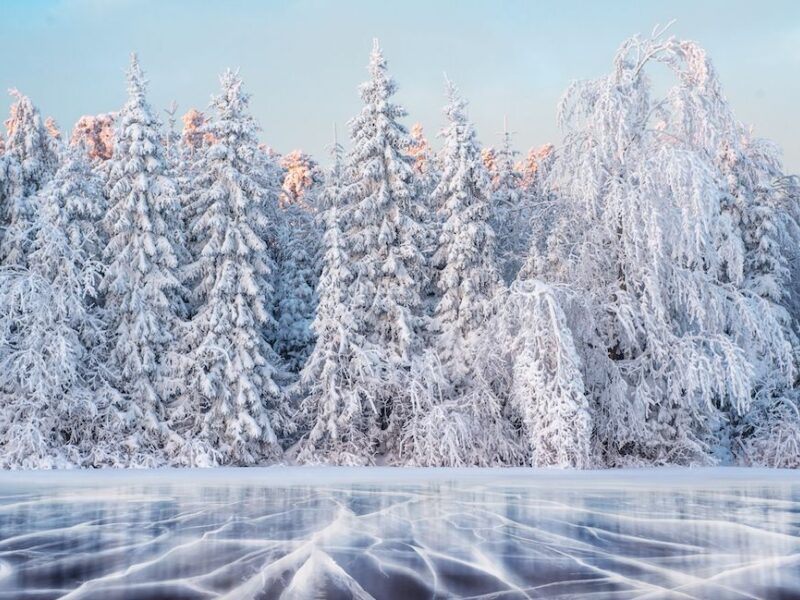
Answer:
[1,0,798,171]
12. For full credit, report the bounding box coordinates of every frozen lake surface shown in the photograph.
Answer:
[0,467,798,599]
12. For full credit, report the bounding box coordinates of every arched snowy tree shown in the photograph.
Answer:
[430,80,500,379]
[177,70,287,466]
[539,28,795,465]
[101,54,186,466]
[0,90,60,266]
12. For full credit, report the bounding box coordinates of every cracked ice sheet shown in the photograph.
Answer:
[0,467,798,599]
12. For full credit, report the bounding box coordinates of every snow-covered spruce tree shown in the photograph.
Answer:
[408,122,442,314]
[158,102,193,285]
[0,144,117,468]
[408,122,439,200]
[252,143,286,272]
[163,101,181,169]
[429,80,500,379]
[175,109,214,263]
[340,40,428,454]
[35,143,107,301]
[177,70,287,466]
[0,90,60,266]
[274,201,321,373]
[295,140,385,464]
[44,117,64,162]
[540,28,795,466]
[0,270,97,468]
[101,54,186,466]
[490,122,527,284]
[273,152,323,373]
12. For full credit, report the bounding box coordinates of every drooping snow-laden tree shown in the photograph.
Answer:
[652,38,798,318]
[0,269,101,468]
[539,28,796,465]
[642,35,800,464]
[177,70,288,466]
[0,90,60,266]
[663,43,800,462]
[339,40,429,451]
[0,144,121,468]
[295,138,386,464]
[736,392,800,468]
[430,80,501,380]
[490,123,527,284]
[0,137,9,238]
[494,281,593,467]
[394,346,523,467]
[101,54,187,466]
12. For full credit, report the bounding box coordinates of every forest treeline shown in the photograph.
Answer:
[1,29,799,469]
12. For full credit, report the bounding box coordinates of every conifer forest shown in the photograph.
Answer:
[1,28,799,472]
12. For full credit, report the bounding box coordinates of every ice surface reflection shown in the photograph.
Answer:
[0,468,798,599]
